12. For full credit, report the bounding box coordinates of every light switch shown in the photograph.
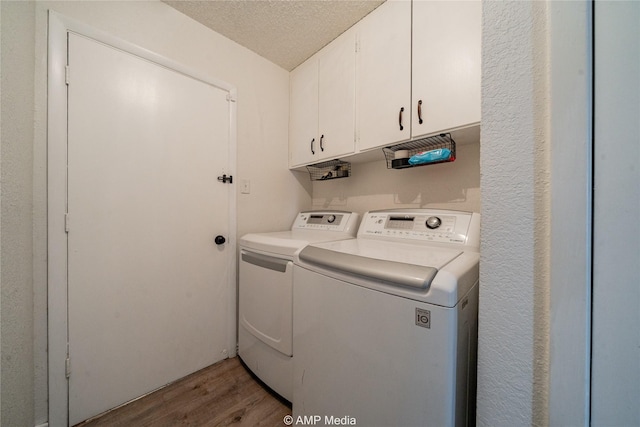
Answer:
[241,179,250,194]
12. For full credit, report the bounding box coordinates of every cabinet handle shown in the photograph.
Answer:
[399,107,405,131]
[320,134,325,152]
[310,138,315,155]
[418,100,423,124]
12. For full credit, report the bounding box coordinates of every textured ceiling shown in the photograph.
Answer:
[163,0,385,71]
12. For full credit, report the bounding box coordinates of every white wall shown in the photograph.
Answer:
[0,1,309,425]
[311,143,480,215]
[479,1,550,426]
[1,2,36,426]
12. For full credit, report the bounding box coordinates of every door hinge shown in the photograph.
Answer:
[65,213,70,233]
[65,356,71,378]
[217,174,233,184]
[65,65,70,85]
[226,93,236,103]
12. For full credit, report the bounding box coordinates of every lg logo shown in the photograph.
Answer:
[415,308,431,329]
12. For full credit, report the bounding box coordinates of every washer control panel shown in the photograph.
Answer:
[292,211,358,232]
[359,210,479,246]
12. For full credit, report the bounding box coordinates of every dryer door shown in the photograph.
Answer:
[239,249,293,355]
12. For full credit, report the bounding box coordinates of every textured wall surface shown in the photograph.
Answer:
[1,2,36,426]
[478,1,550,426]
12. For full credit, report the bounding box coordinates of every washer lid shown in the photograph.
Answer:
[240,230,358,257]
[298,239,463,290]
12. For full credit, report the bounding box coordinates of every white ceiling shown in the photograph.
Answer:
[162,0,385,71]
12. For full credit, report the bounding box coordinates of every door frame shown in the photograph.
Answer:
[548,2,592,425]
[47,11,237,426]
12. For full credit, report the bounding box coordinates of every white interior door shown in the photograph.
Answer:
[67,33,233,425]
[591,2,640,425]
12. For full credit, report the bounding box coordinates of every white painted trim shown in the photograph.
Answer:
[0,1,3,419]
[47,11,238,426]
[47,11,70,427]
[0,6,3,423]
[227,87,238,357]
[548,2,592,426]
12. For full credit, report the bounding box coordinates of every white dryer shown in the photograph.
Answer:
[293,209,480,426]
[238,211,359,402]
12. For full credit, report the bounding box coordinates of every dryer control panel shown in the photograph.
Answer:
[292,211,359,233]
[358,209,480,249]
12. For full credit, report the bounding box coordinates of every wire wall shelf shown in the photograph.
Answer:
[306,159,351,181]
[382,133,456,169]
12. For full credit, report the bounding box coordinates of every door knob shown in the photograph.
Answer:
[215,235,226,245]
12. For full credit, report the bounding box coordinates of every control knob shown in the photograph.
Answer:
[426,216,441,229]
[327,215,336,223]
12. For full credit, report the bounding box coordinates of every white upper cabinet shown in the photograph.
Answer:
[290,57,319,167]
[289,29,357,167]
[318,28,357,161]
[356,0,412,151]
[411,0,481,139]
[289,0,481,169]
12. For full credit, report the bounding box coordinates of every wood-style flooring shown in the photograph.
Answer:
[74,357,291,427]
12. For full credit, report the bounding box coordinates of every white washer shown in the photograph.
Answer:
[238,211,359,402]
[293,209,480,426]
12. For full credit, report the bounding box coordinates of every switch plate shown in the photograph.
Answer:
[241,179,250,194]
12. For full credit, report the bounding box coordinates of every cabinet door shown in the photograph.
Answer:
[289,56,319,167]
[412,0,481,138]
[357,0,411,151]
[317,29,357,161]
